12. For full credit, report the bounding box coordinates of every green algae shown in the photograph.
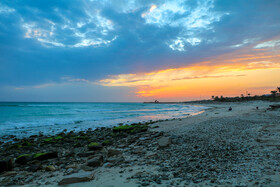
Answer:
[102,140,112,146]
[43,136,64,143]
[16,154,32,160]
[88,142,100,147]
[113,123,148,134]
[33,152,48,159]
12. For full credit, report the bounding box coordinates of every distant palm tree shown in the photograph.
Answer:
[277,87,280,93]
[211,96,215,100]
[271,90,277,97]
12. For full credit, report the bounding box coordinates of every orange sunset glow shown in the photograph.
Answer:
[100,38,280,101]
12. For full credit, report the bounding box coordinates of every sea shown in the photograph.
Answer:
[0,102,208,139]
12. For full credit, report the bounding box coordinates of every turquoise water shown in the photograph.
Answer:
[0,102,207,138]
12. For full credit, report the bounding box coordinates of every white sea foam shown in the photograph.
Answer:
[0,102,208,139]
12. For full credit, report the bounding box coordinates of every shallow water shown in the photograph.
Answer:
[0,102,207,138]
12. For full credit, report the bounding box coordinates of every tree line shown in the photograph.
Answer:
[211,87,280,102]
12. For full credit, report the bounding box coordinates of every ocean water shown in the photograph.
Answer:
[0,102,207,138]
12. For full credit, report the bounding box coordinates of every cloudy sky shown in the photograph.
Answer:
[0,0,280,102]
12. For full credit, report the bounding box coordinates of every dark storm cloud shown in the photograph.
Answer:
[0,0,280,88]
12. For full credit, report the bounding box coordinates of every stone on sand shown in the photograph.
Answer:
[58,172,94,185]
[157,137,171,148]
[107,149,122,157]
[87,155,103,167]
[45,165,56,171]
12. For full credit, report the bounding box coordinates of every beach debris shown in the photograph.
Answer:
[58,172,94,185]
[157,137,171,148]
[256,106,259,110]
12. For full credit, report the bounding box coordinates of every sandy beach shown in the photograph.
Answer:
[1,101,280,186]
[1,1,280,186]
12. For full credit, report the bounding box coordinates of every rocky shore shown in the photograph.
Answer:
[1,101,280,186]
[0,121,174,186]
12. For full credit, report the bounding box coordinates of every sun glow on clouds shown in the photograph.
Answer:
[99,42,280,100]
[141,4,157,18]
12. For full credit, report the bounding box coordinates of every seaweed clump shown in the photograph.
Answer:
[113,123,148,134]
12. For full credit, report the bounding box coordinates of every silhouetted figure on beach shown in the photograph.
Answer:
[228,107,232,111]
[256,106,259,110]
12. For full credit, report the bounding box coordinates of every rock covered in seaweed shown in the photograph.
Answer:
[15,154,33,165]
[15,152,58,165]
[88,142,103,150]
[33,152,58,161]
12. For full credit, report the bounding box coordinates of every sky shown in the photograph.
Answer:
[0,0,280,102]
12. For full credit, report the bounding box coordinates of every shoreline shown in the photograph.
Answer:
[0,100,280,186]
[0,119,173,143]
[0,102,207,141]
